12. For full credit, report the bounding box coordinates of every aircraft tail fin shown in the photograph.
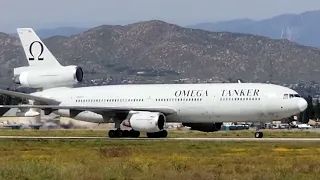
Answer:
[17,28,62,67]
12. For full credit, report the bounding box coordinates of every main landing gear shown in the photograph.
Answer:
[108,129,168,138]
[108,116,141,138]
[108,129,140,138]
[146,130,168,138]
[108,116,168,138]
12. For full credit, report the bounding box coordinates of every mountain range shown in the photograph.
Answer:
[188,10,320,48]
[34,27,89,38]
[7,10,320,48]
[9,27,89,39]
[1,20,320,86]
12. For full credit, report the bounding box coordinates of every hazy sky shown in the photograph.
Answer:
[1,0,319,32]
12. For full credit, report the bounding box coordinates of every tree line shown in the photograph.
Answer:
[298,95,320,123]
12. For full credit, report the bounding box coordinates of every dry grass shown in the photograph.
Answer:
[0,139,319,180]
[0,129,319,138]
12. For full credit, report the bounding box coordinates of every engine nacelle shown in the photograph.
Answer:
[182,123,223,132]
[123,111,166,133]
[13,65,83,89]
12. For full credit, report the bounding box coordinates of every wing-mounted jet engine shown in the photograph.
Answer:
[122,111,168,138]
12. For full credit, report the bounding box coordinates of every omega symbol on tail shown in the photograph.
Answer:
[28,41,44,60]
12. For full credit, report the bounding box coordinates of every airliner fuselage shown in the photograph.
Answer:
[33,83,307,124]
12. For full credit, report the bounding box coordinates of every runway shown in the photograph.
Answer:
[0,136,320,142]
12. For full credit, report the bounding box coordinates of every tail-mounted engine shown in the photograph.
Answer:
[13,65,83,89]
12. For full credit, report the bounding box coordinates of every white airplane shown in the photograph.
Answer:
[0,28,308,138]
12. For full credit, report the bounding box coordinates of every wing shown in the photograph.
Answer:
[0,107,11,116]
[0,105,176,115]
[0,89,176,115]
[0,89,60,105]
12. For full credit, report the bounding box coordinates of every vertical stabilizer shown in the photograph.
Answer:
[17,28,62,67]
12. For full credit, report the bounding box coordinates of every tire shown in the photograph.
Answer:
[108,130,115,138]
[255,132,263,138]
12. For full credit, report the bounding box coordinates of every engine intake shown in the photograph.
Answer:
[74,66,83,82]
[13,65,83,88]
[123,111,166,132]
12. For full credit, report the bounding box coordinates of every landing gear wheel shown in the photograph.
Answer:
[147,130,168,138]
[108,129,134,138]
[108,130,115,138]
[255,132,263,138]
[123,130,130,137]
[160,130,168,138]
[146,132,156,138]
[129,129,140,138]
[115,130,123,138]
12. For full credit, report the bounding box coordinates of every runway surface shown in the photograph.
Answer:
[0,136,320,142]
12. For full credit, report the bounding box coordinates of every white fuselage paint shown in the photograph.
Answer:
[31,83,307,124]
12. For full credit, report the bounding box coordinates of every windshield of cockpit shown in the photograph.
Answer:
[283,94,301,99]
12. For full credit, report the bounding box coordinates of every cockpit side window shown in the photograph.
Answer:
[285,94,301,99]
[290,94,301,98]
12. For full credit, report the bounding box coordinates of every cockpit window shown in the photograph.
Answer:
[284,93,301,99]
[293,94,301,97]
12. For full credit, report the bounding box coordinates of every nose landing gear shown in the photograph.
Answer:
[254,131,263,138]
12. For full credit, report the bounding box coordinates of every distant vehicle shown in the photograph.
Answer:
[0,121,42,130]
[297,124,312,129]
[222,124,250,130]
[279,124,289,129]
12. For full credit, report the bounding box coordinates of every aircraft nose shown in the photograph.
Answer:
[298,98,308,112]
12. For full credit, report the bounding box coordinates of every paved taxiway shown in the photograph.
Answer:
[0,136,320,142]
